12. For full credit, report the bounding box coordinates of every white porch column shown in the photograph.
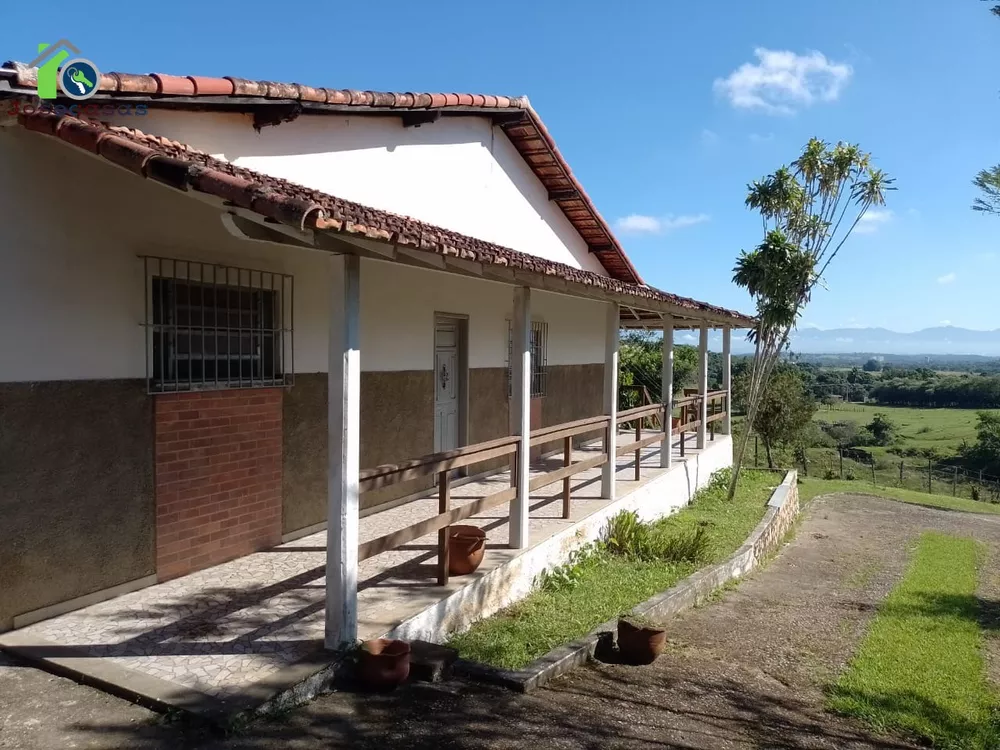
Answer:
[660,314,674,469]
[722,326,732,434]
[601,303,620,499]
[696,321,709,450]
[325,254,361,649]
[509,286,531,549]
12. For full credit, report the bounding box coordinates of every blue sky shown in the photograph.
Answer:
[3,0,998,332]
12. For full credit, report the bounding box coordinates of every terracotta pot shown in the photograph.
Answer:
[358,638,411,690]
[448,525,486,576]
[617,618,666,665]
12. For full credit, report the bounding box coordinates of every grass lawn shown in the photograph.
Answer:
[828,532,999,748]
[447,470,778,670]
[813,404,981,458]
[798,477,1000,516]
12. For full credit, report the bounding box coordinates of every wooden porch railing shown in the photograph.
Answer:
[356,390,729,586]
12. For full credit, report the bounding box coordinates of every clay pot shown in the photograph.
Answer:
[617,618,666,665]
[447,525,487,576]
[358,638,411,691]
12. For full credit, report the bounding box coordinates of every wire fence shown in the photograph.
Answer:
[746,437,1000,504]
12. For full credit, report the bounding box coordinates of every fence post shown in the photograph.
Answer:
[871,461,876,487]
[634,420,641,481]
[899,461,904,487]
[437,471,451,586]
[839,448,844,479]
[754,435,758,467]
[562,436,572,520]
[953,466,958,497]
[928,458,932,494]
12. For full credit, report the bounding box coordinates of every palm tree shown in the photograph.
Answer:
[728,140,893,500]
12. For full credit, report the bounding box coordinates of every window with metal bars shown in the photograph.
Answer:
[142,257,294,393]
[506,319,547,398]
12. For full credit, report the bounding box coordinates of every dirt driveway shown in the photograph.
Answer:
[4,493,1000,750]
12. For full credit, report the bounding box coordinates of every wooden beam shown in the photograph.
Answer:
[548,189,579,201]
[401,110,441,128]
[397,246,446,269]
[444,256,484,276]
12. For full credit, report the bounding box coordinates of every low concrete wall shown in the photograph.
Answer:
[387,436,734,644]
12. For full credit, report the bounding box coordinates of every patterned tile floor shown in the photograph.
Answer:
[11,433,709,704]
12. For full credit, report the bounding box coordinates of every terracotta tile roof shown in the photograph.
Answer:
[1,62,640,284]
[14,111,755,328]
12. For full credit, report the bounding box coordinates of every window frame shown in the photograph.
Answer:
[506,318,548,398]
[142,257,294,394]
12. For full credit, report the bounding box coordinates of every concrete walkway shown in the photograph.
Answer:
[0,432,720,718]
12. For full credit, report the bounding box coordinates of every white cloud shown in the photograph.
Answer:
[749,132,775,144]
[906,208,921,218]
[855,208,893,234]
[615,213,710,235]
[700,128,720,147]
[835,337,854,343]
[940,319,952,326]
[937,272,957,284]
[714,48,853,115]
[799,321,820,329]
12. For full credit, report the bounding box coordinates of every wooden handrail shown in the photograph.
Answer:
[359,435,519,492]
[355,387,731,584]
[358,484,517,562]
[616,403,663,423]
[530,414,610,445]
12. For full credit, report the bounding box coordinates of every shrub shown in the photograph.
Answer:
[540,543,600,592]
[823,468,838,480]
[604,510,650,558]
[972,486,981,502]
[705,467,732,493]
[657,526,710,564]
[845,469,857,481]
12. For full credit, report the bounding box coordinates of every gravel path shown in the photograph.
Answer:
[4,493,1000,749]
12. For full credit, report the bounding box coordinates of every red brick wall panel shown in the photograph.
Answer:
[154,389,283,580]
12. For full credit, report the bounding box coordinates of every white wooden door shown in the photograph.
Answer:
[434,319,460,454]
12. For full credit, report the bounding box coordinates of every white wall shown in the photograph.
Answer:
[0,129,608,383]
[103,109,608,277]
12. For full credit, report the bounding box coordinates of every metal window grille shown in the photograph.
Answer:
[506,319,547,398]
[141,256,294,394]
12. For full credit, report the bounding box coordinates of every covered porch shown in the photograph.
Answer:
[1,427,732,717]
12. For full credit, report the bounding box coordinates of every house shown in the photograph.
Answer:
[0,62,753,656]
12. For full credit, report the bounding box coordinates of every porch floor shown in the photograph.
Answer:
[2,432,719,716]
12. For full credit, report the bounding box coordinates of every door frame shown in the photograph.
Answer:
[433,312,469,462]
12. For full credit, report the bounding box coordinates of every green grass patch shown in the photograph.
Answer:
[447,470,777,670]
[799,477,1000,516]
[813,404,980,457]
[828,532,999,748]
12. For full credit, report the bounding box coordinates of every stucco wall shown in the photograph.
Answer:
[0,380,155,631]
[102,108,608,276]
[0,129,609,383]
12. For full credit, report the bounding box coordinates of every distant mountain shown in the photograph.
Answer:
[782,326,1000,356]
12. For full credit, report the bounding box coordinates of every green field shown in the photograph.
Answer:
[813,403,981,458]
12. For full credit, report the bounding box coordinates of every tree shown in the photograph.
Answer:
[866,412,896,446]
[739,367,817,468]
[728,139,892,499]
[962,410,1000,476]
[862,358,882,372]
[973,166,1000,216]
[974,2,1000,215]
